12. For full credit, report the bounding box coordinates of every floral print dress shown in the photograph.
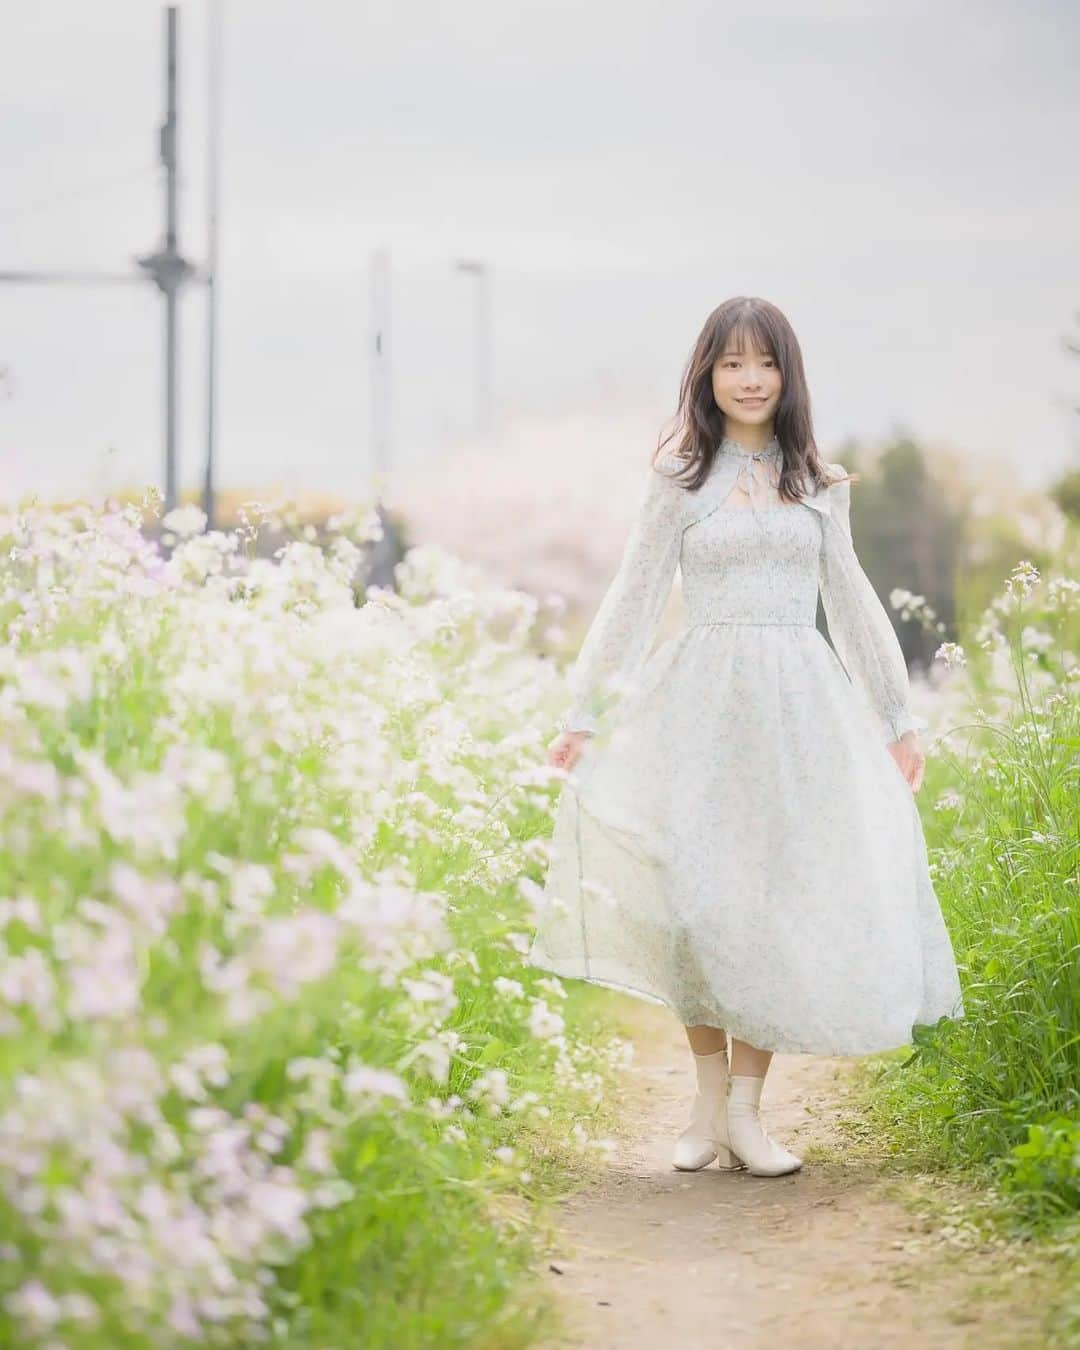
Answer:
[527,437,965,1055]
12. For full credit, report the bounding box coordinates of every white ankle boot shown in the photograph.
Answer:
[672,1049,743,1171]
[725,1073,803,1177]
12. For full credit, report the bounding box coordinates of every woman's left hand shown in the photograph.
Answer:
[888,731,925,794]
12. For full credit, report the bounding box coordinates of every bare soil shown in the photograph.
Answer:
[536,996,1061,1349]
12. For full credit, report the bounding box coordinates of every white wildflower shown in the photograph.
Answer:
[468,1068,511,1116]
[528,998,565,1041]
[493,976,525,1000]
[162,504,208,537]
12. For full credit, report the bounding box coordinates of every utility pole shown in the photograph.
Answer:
[364,246,406,590]
[137,6,195,512]
[0,4,203,513]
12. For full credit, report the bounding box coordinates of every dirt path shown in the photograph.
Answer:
[537,997,1054,1350]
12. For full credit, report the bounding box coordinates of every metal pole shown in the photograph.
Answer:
[454,258,491,440]
[137,5,195,512]
[473,262,491,438]
[163,6,179,512]
[203,0,223,528]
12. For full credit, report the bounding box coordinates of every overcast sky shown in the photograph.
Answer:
[2,0,1078,504]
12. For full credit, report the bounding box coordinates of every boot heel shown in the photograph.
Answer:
[714,1143,743,1170]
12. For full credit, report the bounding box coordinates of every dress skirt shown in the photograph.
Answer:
[530,619,965,1055]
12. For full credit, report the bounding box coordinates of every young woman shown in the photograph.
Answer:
[527,296,965,1179]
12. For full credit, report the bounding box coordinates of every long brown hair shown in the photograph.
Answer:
[654,296,854,501]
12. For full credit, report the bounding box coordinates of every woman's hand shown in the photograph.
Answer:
[887,731,925,794]
[547,729,592,773]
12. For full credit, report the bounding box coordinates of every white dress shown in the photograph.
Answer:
[527,436,966,1056]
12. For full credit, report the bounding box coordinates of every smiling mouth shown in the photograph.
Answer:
[736,397,767,405]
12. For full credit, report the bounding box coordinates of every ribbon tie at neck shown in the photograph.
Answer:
[720,436,782,530]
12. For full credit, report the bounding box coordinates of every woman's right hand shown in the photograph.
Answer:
[547,729,592,772]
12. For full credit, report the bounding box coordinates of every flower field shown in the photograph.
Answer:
[0,493,626,1348]
[3,483,1078,1346]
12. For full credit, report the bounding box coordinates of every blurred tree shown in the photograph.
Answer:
[855,434,1069,648]
[1055,307,1080,521]
[829,434,961,674]
[1049,467,1080,523]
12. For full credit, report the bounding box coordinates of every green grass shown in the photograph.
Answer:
[841,550,1080,1340]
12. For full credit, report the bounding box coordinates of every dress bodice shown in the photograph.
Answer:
[559,438,928,745]
[679,435,823,626]
[680,506,823,628]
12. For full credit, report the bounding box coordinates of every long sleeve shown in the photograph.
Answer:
[819,468,928,745]
[559,457,685,735]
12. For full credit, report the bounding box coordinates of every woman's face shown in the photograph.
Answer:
[711,339,782,429]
